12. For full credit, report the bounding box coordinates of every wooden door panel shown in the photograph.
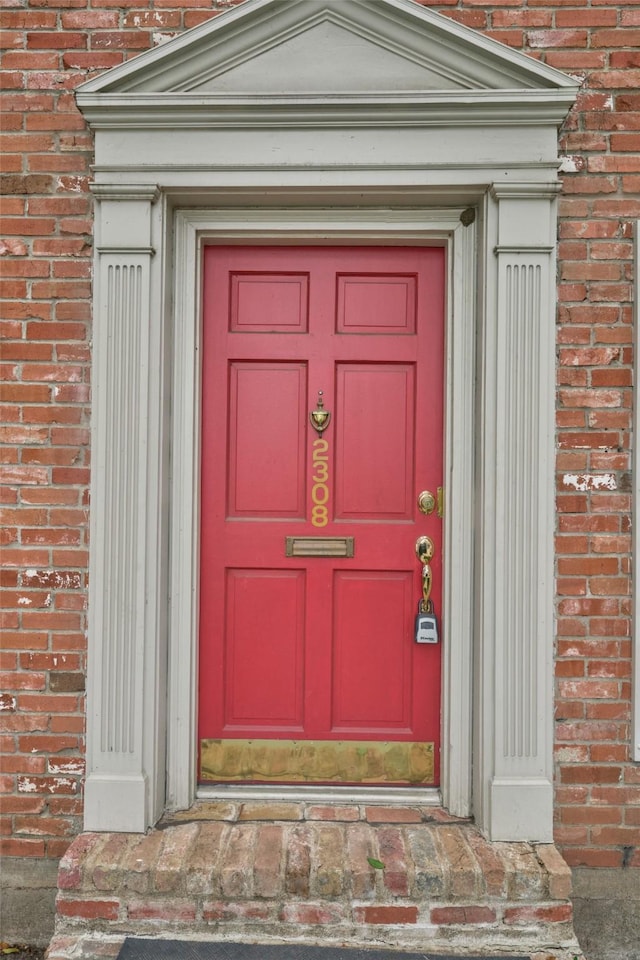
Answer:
[223,568,305,731]
[227,362,307,518]
[230,272,309,333]
[335,363,415,521]
[200,244,445,786]
[331,570,413,732]
[337,273,417,334]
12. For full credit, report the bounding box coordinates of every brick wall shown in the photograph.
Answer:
[1,0,638,869]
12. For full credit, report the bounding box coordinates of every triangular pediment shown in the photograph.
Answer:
[189,19,466,94]
[77,0,578,127]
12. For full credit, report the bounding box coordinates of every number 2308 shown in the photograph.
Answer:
[311,438,329,527]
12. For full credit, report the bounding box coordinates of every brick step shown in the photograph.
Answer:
[47,803,584,960]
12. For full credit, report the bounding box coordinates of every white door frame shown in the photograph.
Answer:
[167,206,477,820]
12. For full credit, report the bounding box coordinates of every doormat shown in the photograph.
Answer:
[117,939,528,960]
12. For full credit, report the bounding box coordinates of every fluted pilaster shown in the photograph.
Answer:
[85,184,165,832]
[477,182,559,841]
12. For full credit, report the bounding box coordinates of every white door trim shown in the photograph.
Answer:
[167,207,477,819]
[84,177,561,840]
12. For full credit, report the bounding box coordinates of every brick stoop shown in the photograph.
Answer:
[46,803,583,960]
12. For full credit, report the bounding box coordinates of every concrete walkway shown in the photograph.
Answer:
[47,802,583,960]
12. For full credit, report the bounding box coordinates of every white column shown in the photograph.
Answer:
[84,184,167,833]
[475,182,559,842]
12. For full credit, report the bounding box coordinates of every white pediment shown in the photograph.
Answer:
[190,19,465,94]
[77,0,578,127]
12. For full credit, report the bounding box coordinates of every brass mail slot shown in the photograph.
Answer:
[285,536,354,558]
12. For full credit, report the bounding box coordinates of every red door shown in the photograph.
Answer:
[199,245,444,786]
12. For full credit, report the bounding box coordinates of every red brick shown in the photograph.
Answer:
[0,838,46,857]
[591,825,640,845]
[561,766,623,785]
[127,901,196,921]
[253,824,283,898]
[504,904,573,924]
[431,906,496,924]
[61,11,119,27]
[354,905,419,924]
[365,806,422,823]
[91,31,152,49]
[27,32,87,50]
[281,903,345,924]
[123,10,181,27]
[57,898,119,920]
[203,901,272,921]
[306,805,360,821]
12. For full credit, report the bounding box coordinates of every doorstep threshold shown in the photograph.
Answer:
[196,784,442,806]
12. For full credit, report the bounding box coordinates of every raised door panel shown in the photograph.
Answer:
[223,568,305,731]
[336,273,417,334]
[230,272,309,333]
[331,570,413,732]
[227,362,307,518]
[335,363,415,521]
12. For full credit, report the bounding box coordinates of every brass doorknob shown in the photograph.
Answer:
[415,535,435,563]
[417,490,436,515]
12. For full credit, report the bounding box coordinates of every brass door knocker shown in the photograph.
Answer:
[309,390,331,435]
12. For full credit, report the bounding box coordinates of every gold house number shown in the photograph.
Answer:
[311,438,329,527]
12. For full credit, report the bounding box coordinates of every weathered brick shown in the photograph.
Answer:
[185,820,228,896]
[436,826,481,898]
[377,826,409,896]
[238,802,303,821]
[127,900,196,921]
[56,898,119,920]
[121,832,163,896]
[253,823,283,899]
[284,824,311,897]
[365,806,422,824]
[354,905,419,924]
[154,822,200,894]
[345,822,377,900]
[220,823,256,898]
[431,905,496,925]
[311,824,345,898]
[504,903,573,924]
[281,902,345,924]
[202,900,273,922]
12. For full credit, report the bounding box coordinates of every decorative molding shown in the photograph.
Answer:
[95,246,156,255]
[494,245,554,254]
[490,181,563,200]
[91,161,563,175]
[78,93,578,131]
[90,183,161,202]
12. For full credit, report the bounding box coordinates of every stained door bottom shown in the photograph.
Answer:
[200,738,435,785]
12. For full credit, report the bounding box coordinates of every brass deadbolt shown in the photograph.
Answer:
[417,490,436,515]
